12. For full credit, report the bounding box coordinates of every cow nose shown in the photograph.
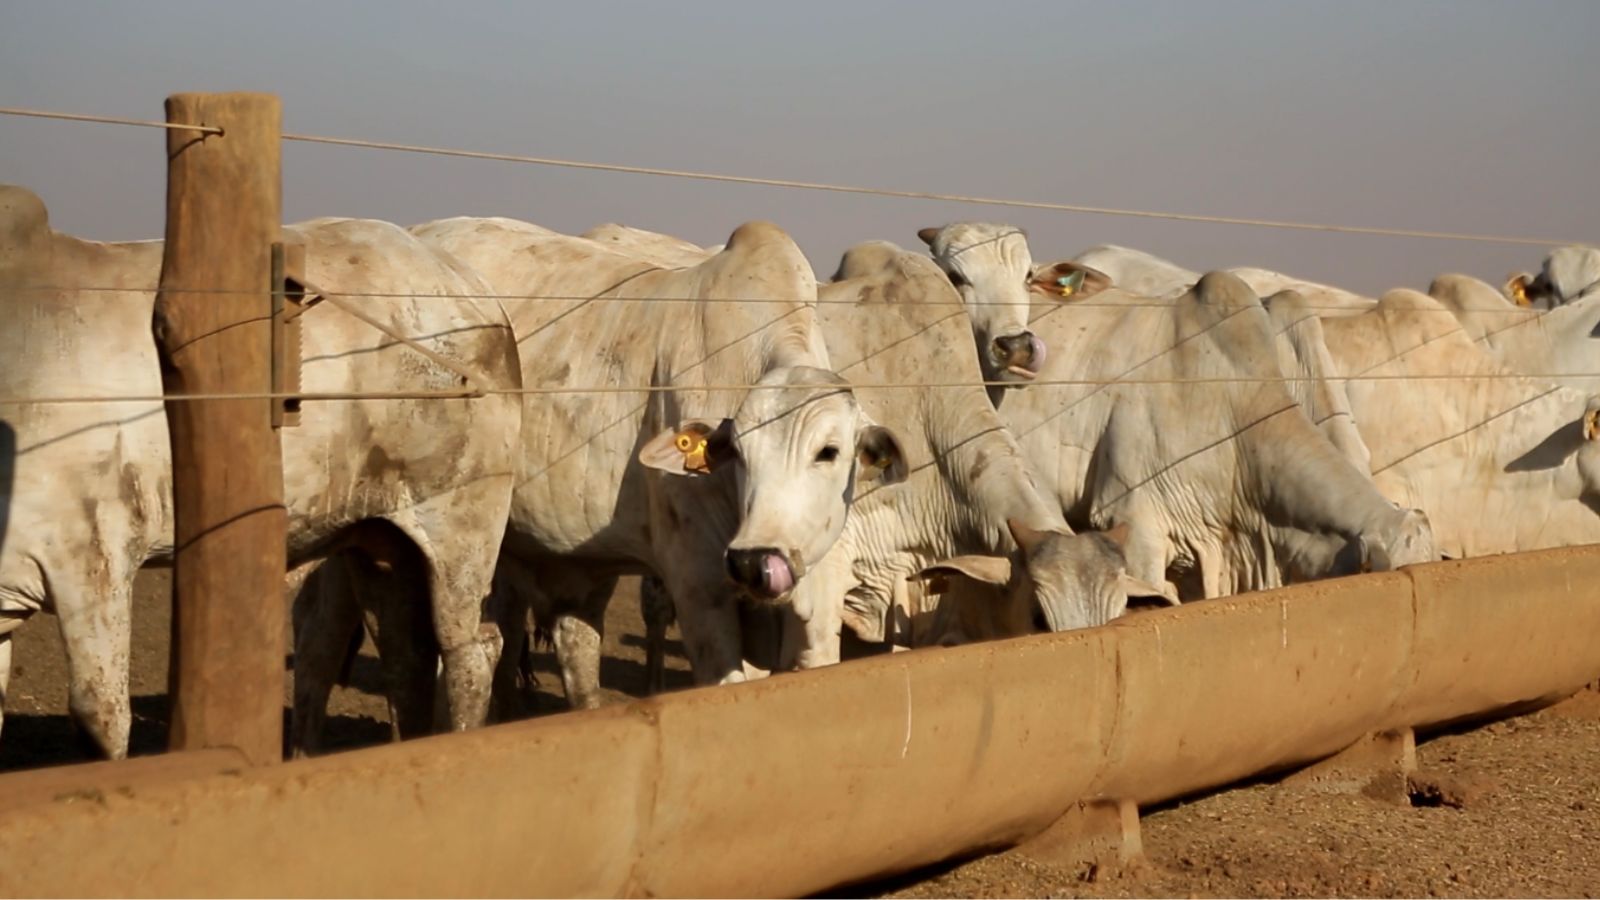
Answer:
[992,331,1040,368]
[726,547,796,599]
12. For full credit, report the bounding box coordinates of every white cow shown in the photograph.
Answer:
[1053,246,1375,468]
[778,241,1171,662]
[411,217,907,707]
[1320,288,1600,556]
[993,269,1434,600]
[0,185,523,757]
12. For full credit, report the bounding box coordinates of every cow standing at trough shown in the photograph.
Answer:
[0,185,524,758]
[1044,245,1374,469]
[1053,249,1600,559]
[987,266,1433,599]
[785,241,1170,659]
[1318,288,1600,557]
[410,217,907,709]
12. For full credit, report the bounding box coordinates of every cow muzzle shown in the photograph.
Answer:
[992,331,1047,380]
[726,547,797,601]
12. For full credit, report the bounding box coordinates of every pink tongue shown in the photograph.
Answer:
[1028,334,1047,370]
[763,553,795,595]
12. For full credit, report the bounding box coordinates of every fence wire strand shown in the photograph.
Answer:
[0,104,1581,247]
[2,103,1592,409]
[0,106,223,135]
[277,131,1580,248]
[4,370,1600,406]
[5,282,1573,316]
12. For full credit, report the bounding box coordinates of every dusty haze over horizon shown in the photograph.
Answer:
[2,0,1595,295]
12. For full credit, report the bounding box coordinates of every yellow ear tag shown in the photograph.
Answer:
[1511,280,1530,307]
[677,431,711,473]
[1584,410,1598,442]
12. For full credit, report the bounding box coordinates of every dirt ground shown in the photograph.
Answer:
[6,568,1600,898]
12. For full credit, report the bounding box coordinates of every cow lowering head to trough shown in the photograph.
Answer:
[1320,287,1600,558]
[757,241,1173,665]
[0,184,525,758]
[410,217,906,705]
[1037,250,1375,471]
[988,267,1436,600]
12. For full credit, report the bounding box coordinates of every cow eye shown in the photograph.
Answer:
[815,445,840,464]
[947,270,969,289]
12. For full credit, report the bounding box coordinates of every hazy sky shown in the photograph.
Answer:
[2,0,1595,294]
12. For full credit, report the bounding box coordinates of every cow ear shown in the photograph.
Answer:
[1505,272,1532,307]
[917,227,942,248]
[857,424,908,485]
[639,418,736,476]
[1030,262,1113,301]
[1119,572,1180,606]
[1005,518,1051,556]
[1103,522,1132,548]
[909,556,1013,591]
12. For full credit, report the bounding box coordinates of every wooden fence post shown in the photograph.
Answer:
[153,92,286,765]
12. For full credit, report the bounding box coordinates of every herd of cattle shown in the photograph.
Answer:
[1,181,1597,763]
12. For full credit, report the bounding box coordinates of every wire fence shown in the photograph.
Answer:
[0,282,1570,315]
[2,103,1594,410]
[4,370,1600,407]
[2,105,1584,248]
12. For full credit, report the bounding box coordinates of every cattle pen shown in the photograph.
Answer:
[1,92,1597,897]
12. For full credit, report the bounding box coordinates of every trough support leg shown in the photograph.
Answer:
[1283,727,1416,803]
[1017,798,1144,875]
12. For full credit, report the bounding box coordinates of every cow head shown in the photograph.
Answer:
[1355,506,1437,573]
[1507,246,1600,310]
[909,520,1176,634]
[918,223,1052,384]
[640,366,907,604]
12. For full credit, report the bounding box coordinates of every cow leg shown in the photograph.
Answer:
[1194,542,1228,600]
[658,562,745,686]
[1118,515,1184,603]
[376,487,506,733]
[640,574,675,695]
[289,556,364,758]
[777,554,850,671]
[53,571,133,759]
[485,562,533,724]
[0,632,12,742]
[368,557,438,740]
[552,577,614,710]
[425,554,501,732]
